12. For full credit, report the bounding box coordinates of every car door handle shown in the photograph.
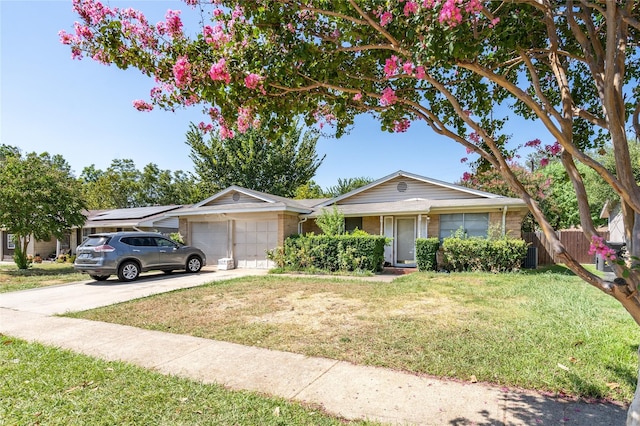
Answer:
[159,250,167,253]
[133,249,140,252]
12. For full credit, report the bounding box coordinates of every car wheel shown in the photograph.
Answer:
[89,275,110,281]
[118,261,140,282]
[186,256,202,273]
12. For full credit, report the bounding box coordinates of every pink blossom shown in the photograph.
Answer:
[219,124,235,139]
[439,0,463,27]
[415,66,426,79]
[588,236,617,261]
[244,73,262,89]
[164,10,183,37]
[402,61,414,75]
[462,172,472,182]
[468,132,481,144]
[198,122,214,133]
[237,107,253,133]
[460,157,468,163]
[58,30,77,45]
[489,17,500,28]
[173,56,191,87]
[379,87,398,106]
[525,138,542,148]
[353,93,362,101]
[393,119,410,132]
[209,58,231,84]
[546,141,562,155]
[465,0,483,14]
[380,11,393,26]
[540,158,549,167]
[384,56,399,78]
[132,99,153,111]
[404,1,418,16]
[213,8,224,17]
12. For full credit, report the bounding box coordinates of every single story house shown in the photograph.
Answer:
[0,205,182,261]
[169,170,529,269]
[600,200,625,244]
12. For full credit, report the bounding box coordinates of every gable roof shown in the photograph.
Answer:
[316,170,504,208]
[168,185,314,217]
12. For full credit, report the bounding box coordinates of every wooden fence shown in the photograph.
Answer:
[523,230,610,266]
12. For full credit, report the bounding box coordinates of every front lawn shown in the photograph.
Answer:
[65,269,640,403]
[0,262,86,293]
[0,336,372,425]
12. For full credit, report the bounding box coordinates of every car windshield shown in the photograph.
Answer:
[82,236,110,247]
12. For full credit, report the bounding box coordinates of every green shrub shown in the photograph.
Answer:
[315,206,345,236]
[442,236,528,273]
[416,238,440,271]
[13,244,31,270]
[268,234,389,273]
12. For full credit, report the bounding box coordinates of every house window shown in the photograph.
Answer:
[439,213,489,239]
[82,228,96,241]
[7,234,15,250]
[345,217,363,233]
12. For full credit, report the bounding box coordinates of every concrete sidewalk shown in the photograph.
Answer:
[0,271,628,425]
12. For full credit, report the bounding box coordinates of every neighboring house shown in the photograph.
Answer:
[0,205,183,261]
[0,230,58,262]
[600,200,625,243]
[169,170,529,269]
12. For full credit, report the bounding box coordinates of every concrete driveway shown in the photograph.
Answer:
[0,267,267,315]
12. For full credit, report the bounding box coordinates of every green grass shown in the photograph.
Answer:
[0,262,86,293]
[66,270,640,403]
[0,335,375,425]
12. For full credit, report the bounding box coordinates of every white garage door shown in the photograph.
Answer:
[191,222,229,263]
[235,220,278,269]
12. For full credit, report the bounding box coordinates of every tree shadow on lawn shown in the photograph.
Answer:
[521,265,580,276]
[1,265,77,276]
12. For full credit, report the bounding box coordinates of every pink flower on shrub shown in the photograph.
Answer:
[244,73,262,89]
[173,56,191,87]
[525,138,542,148]
[380,11,393,26]
[209,58,231,83]
[380,87,398,106]
[393,119,410,132]
[165,10,183,37]
[439,0,463,27]
[132,99,153,111]
[415,66,426,79]
[540,158,549,167]
[219,124,235,139]
[384,56,399,78]
[588,236,617,261]
[404,2,418,16]
[353,93,362,101]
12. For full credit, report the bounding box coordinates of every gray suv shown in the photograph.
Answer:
[74,232,206,282]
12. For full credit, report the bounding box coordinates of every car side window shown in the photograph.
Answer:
[155,238,176,248]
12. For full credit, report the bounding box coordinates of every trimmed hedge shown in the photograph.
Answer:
[442,236,528,273]
[268,234,388,273]
[416,238,440,271]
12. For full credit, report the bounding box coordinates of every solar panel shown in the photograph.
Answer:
[92,206,179,221]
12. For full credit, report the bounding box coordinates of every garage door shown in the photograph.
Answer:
[191,222,229,263]
[234,220,278,269]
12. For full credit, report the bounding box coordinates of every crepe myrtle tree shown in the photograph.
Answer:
[62,0,640,418]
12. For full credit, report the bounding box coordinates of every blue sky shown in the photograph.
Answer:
[1,1,543,190]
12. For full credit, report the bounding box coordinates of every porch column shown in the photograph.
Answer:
[418,214,422,238]
[0,230,4,261]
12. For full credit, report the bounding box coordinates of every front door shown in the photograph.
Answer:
[396,218,416,266]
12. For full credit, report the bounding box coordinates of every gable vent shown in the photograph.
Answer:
[397,181,408,192]
[232,192,240,202]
